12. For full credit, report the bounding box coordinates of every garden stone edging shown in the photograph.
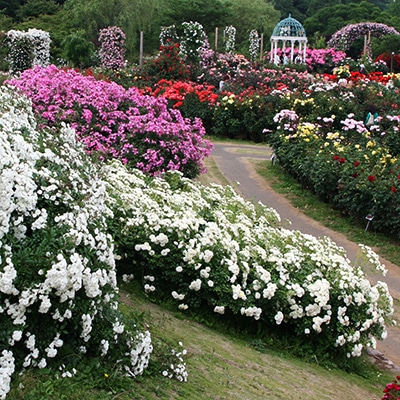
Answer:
[210,141,400,372]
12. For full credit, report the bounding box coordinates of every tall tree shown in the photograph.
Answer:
[16,0,60,20]
[304,1,384,39]
[63,0,163,60]
[61,30,95,67]
[0,0,24,19]
[387,0,400,17]
[273,0,310,21]
[228,0,280,51]
[160,0,231,34]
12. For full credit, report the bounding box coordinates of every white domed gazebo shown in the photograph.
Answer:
[270,14,307,65]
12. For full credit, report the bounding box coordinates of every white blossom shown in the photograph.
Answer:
[274,311,284,325]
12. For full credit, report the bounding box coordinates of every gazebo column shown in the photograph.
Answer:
[290,40,295,62]
[271,39,280,64]
[270,41,274,63]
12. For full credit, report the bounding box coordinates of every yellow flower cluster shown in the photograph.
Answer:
[380,153,397,166]
[333,65,350,78]
[293,98,315,107]
[221,94,236,104]
[285,122,318,142]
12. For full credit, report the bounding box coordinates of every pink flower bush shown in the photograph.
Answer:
[328,22,400,51]
[7,65,212,178]
[99,26,126,70]
[304,48,347,72]
[264,48,346,73]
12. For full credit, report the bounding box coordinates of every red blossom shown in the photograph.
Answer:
[391,186,397,193]
[354,161,360,167]
[368,175,375,182]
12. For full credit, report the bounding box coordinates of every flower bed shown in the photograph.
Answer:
[267,76,400,236]
[6,65,212,179]
[103,160,393,363]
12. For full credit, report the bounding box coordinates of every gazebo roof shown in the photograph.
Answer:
[272,14,306,38]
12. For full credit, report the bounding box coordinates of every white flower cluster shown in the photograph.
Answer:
[180,21,207,61]
[224,26,236,54]
[249,30,259,62]
[6,29,51,75]
[357,243,387,276]
[125,331,153,377]
[159,25,178,47]
[0,351,15,400]
[57,364,77,379]
[0,87,152,398]
[161,342,188,383]
[104,159,393,360]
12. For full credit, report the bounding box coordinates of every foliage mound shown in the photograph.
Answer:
[102,159,393,365]
[6,65,212,179]
[0,86,153,399]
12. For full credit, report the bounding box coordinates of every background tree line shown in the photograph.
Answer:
[0,0,399,66]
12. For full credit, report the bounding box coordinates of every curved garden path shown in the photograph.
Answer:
[209,141,400,372]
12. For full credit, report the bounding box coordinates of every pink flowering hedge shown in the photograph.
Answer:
[328,22,400,51]
[6,65,212,178]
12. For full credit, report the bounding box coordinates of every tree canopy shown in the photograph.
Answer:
[1,0,400,64]
[304,1,390,38]
[228,0,280,47]
[160,0,231,34]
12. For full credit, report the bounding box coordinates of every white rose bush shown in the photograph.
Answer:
[103,159,393,364]
[0,86,153,399]
[6,29,51,75]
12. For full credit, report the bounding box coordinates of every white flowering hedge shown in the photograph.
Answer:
[224,25,236,54]
[6,29,51,75]
[0,87,152,399]
[103,160,393,361]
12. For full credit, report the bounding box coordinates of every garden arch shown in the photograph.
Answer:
[327,22,400,56]
[270,15,307,65]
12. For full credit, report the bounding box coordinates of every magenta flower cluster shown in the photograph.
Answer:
[328,22,400,51]
[304,47,347,71]
[98,26,126,70]
[7,65,212,177]
[266,47,346,72]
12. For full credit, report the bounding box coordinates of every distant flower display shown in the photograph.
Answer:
[180,21,207,62]
[328,22,400,51]
[98,26,126,70]
[159,25,178,47]
[224,25,236,54]
[6,29,51,75]
[249,30,260,62]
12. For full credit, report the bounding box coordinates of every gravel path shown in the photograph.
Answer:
[210,141,400,372]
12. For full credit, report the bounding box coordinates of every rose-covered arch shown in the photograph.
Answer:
[327,22,400,56]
